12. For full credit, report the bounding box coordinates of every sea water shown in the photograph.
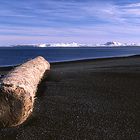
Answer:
[0,46,140,66]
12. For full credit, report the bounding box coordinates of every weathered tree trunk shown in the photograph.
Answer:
[0,56,50,127]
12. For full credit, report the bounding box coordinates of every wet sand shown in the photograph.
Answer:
[0,56,140,139]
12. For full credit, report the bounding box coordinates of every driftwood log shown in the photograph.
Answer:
[0,56,50,127]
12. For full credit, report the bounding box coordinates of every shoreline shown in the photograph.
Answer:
[0,54,140,71]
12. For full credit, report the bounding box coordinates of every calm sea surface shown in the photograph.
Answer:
[0,46,140,66]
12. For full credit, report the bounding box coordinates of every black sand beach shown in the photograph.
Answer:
[0,56,140,139]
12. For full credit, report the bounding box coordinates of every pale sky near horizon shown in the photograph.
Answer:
[0,0,140,45]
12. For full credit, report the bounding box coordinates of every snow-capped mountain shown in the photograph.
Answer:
[38,42,140,47]
[38,42,85,47]
[103,41,123,46]
[11,41,140,48]
[96,41,139,47]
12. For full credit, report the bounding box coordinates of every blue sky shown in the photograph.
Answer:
[0,0,140,45]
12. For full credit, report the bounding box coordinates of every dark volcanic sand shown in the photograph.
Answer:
[0,56,140,140]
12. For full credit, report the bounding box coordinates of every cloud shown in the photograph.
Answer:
[0,0,140,45]
[1,21,140,45]
[0,0,138,26]
[123,2,140,8]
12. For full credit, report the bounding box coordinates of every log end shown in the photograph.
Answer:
[0,86,34,127]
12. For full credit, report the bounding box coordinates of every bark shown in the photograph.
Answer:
[0,56,50,127]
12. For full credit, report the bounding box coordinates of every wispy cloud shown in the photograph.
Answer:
[1,22,140,45]
[123,2,140,8]
[0,0,140,45]
[0,1,135,24]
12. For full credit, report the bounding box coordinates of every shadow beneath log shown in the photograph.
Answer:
[36,70,61,98]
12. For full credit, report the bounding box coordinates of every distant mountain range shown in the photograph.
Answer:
[101,41,138,47]
[38,41,140,47]
[12,41,140,47]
